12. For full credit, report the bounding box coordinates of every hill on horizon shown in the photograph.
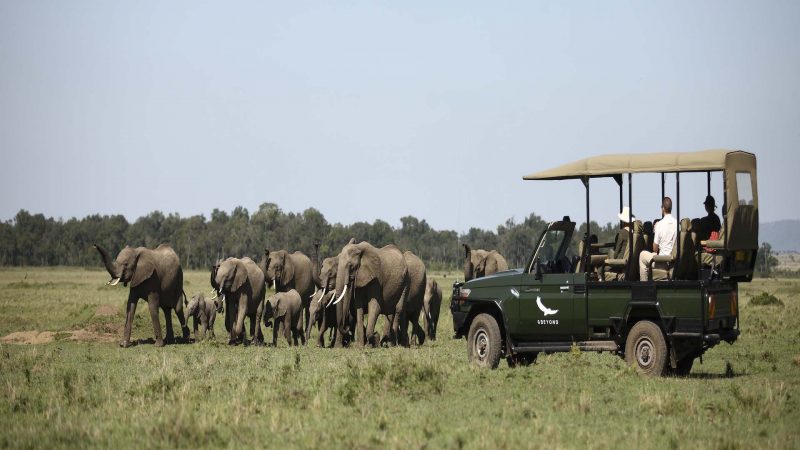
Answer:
[761,220,800,252]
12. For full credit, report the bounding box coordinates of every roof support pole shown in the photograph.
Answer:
[661,173,665,218]
[676,172,681,269]
[707,171,711,197]
[582,176,590,273]
[628,173,633,278]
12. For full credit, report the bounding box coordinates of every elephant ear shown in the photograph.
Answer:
[354,245,379,289]
[232,260,247,292]
[130,250,155,288]
[280,252,294,286]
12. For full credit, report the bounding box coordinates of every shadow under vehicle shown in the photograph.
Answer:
[451,149,758,375]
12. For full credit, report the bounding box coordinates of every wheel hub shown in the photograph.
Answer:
[635,337,654,367]
[475,329,489,359]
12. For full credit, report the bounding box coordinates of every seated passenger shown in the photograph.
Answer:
[695,196,722,267]
[639,197,677,281]
[603,207,634,281]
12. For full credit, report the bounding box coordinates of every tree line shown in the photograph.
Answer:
[0,203,619,271]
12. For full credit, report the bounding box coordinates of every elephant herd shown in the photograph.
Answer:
[93,239,446,348]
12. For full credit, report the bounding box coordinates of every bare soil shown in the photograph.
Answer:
[94,304,118,317]
[1,329,117,344]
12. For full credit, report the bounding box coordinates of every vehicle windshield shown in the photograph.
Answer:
[528,225,573,274]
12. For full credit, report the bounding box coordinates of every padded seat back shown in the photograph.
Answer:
[674,218,698,280]
[625,221,646,281]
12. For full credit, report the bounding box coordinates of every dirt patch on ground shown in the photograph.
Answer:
[1,329,118,344]
[0,331,56,344]
[67,329,118,343]
[94,304,119,317]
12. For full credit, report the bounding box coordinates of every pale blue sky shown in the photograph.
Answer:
[1,1,798,232]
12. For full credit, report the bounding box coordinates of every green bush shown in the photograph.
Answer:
[750,292,784,306]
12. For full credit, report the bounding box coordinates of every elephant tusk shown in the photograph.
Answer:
[272,279,276,290]
[210,292,218,300]
[107,278,120,286]
[310,287,317,299]
[332,284,347,306]
[326,291,336,308]
[317,288,326,303]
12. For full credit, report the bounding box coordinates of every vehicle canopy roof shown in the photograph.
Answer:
[522,149,755,180]
[523,149,758,252]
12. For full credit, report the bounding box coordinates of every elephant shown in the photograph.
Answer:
[94,243,190,347]
[307,289,337,347]
[185,292,218,340]
[332,240,409,348]
[317,255,355,346]
[263,289,305,346]
[214,257,266,345]
[394,251,426,347]
[463,244,509,281]
[422,278,442,341]
[210,258,236,333]
[260,249,319,334]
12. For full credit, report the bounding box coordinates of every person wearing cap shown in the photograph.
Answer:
[639,197,677,281]
[695,195,722,241]
[694,195,722,267]
[604,206,634,281]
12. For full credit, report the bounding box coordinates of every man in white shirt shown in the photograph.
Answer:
[639,197,677,281]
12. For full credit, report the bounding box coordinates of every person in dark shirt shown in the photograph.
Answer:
[695,195,722,241]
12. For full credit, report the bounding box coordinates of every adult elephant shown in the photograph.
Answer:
[260,249,318,333]
[214,257,266,345]
[210,257,235,333]
[394,251,426,347]
[93,244,190,347]
[463,244,509,281]
[332,240,409,348]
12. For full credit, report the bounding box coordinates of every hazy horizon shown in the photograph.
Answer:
[2,1,798,233]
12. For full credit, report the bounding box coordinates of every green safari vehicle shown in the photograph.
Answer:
[451,149,758,375]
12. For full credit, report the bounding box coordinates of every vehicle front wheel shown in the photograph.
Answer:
[467,313,502,369]
[624,320,667,376]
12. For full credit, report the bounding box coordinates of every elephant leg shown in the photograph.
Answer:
[163,307,175,344]
[232,296,247,344]
[365,301,380,348]
[334,303,345,348]
[174,302,190,340]
[411,311,425,346]
[254,302,264,345]
[199,314,208,340]
[209,314,216,338]
[422,308,430,340]
[272,319,280,346]
[121,293,138,348]
[355,306,366,347]
[148,296,164,347]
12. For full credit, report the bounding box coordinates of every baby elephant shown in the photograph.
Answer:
[423,279,442,341]
[264,289,305,346]
[307,290,337,347]
[185,293,218,340]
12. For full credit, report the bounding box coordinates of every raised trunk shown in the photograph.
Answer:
[463,257,474,282]
[94,244,119,279]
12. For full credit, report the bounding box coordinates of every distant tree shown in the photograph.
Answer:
[756,242,779,277]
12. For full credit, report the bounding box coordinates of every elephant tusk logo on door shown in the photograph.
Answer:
[536,296,558,316]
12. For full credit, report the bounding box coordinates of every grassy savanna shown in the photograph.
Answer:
[1,267,799,449]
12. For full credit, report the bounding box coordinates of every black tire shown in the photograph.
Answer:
[507,352,538,368]
[624,320,668,376]
[467,313,502,369]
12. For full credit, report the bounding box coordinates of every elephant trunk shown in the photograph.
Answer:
[93,244,120,282]
[463,258,474,282]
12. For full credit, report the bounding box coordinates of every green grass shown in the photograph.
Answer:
[1,267,799,449]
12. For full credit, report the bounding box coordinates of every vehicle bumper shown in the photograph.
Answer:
[704,329,739,345]
[451,310,467,337]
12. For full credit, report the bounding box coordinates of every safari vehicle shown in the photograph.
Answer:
[451,150,758,375]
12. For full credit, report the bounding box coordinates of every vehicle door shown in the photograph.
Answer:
[514,221,577,341]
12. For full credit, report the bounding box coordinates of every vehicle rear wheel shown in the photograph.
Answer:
[507,352,538,368]
[467,313,502,369]
[624,320,667,376]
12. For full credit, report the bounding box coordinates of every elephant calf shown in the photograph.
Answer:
[307,290,337,347]
[185,293,218,340]
[264,289,305,346]
[423,279,442,341]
